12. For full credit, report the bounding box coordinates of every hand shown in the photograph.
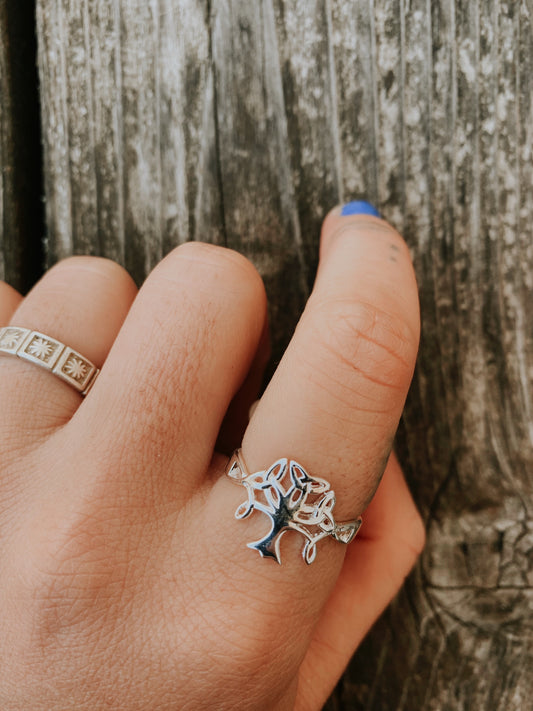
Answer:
[0,207,424,710]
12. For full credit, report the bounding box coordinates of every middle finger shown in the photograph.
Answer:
[72,241,268,500]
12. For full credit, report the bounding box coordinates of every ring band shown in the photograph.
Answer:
[226,449,362,565]
[0,327,99,396]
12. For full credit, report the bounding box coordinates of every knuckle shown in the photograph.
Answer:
[53,254,130,281]
[151,243,266,319]
[304,297,417,406]
[174,241,265,298]
[46,257,137,304]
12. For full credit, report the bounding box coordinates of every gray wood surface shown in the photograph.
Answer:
[19,0,533,707]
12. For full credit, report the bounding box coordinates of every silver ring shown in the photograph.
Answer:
[0,327,99,396]
[226,449,362,565]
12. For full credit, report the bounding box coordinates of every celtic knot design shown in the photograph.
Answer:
[228,456,362,565]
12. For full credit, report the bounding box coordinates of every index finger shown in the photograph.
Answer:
[205,207,420,691]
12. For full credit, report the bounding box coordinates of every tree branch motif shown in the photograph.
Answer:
[231,457,362,565]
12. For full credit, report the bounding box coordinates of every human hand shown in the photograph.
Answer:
[0,205,424,710]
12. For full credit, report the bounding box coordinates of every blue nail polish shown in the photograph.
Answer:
[340,200,381,218]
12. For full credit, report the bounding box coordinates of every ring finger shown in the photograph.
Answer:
[0,257,137,451]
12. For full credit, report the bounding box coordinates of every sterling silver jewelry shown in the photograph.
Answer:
[0,327,99,396]
[226,449,362,565]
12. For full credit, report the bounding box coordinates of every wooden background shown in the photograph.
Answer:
[1,1,532,708]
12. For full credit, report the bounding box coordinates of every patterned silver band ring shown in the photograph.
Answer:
[0,327,100,396]
[226,449,363,565]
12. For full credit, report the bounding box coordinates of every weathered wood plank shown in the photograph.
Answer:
[328,1,533,709]
[0,0,43,294]
[372,0,405,229]
[330,0,379,203]
[273,0,342,286]
[37,0,221,285]
[211,0,309,354]
[35,1,533,708]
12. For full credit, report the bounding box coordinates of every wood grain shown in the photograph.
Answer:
[33,0,533,708]
[330,1,533,708]
[212,0,309,353]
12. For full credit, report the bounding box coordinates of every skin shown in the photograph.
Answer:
[0,210,424,710]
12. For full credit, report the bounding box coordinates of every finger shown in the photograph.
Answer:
[73,242,268,498]
[243,210,419,516]
[0,257,137,449]
[0,281,23,323]
[295,452,425,711]
[205,209,420,680]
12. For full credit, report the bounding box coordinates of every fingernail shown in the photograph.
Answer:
[340,200,381,218]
